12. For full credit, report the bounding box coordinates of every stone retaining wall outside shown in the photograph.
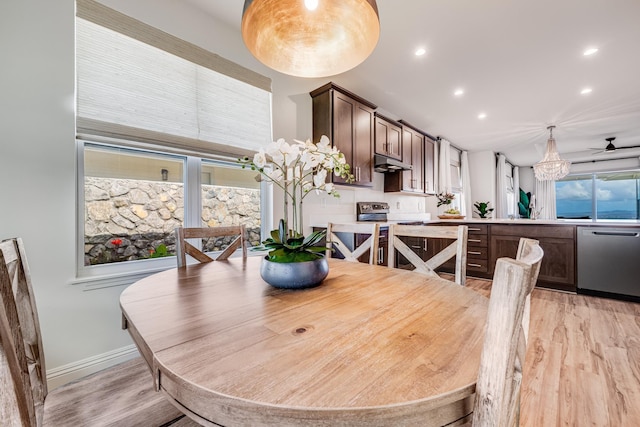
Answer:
[84,177,261,265]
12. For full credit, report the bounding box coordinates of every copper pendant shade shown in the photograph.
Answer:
[242,0,380,78]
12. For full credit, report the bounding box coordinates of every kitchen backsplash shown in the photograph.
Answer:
[306,173,435,229]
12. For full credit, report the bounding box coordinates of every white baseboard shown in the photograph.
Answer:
[46,344,140,390]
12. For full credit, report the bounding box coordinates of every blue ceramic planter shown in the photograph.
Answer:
[260,256,329,289]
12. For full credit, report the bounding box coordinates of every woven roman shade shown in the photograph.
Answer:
[76,0,272,157]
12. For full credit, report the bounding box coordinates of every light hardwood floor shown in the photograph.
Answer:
[466,277,640,427]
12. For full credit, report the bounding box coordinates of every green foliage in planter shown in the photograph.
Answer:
[474,201,494,218]
[260,219,326,263]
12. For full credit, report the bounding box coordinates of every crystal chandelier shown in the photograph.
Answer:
[533,125,571,181]
[241,0,380,78]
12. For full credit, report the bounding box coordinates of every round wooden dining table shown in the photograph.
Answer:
[120,256,488,426]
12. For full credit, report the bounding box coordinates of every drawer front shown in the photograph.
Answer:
[467,234,488,247]
[467,246,488,260]
[467,258,489,273]
[466,224,488,235]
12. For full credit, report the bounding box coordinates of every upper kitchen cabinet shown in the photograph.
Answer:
[311,83,376,187]
[384,121,424,193]
[374,113,402,160]
[424,135,436,193]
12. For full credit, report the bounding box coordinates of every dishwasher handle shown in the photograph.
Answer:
[591,231,639,237]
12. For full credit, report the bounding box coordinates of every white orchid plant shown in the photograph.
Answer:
[238,135,354,262]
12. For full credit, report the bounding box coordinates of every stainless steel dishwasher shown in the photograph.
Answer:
[577,226,640,299]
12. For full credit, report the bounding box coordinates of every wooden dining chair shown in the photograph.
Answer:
[516,237,542,343]
[326,222,381,265]
[388,224,469,285]
[175,225,247,267]
[468,239,544,427]
[0,237,190,426]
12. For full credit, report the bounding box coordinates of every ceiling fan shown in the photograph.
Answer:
[590,137,640,154]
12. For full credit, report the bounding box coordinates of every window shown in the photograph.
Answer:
[79,142,265,274]
[75,1,272,277]
[556,171,639,220]
[505,163,515,218]
[200,161,262,250]
[450,148,462,210]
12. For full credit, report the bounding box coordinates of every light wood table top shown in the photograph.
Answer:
[120,257,488,426]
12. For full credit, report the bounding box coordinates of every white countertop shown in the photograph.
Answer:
[312,218,640,228]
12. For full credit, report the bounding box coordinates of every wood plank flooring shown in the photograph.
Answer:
[465,277,640,427]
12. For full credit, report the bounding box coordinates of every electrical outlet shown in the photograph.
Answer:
[396,202,401,210]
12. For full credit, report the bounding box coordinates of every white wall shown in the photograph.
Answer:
[467,150,497,216]
[0,0,434,387]
[1,0,141,388]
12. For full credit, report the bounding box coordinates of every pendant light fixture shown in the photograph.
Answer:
[533,125,571,181]
[241,0,380,78]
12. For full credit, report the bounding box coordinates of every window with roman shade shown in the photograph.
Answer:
[74,0,273,282]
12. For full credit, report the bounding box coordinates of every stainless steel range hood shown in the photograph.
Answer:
[373,154,412,173]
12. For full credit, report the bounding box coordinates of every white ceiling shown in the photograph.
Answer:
[182,0,640,167]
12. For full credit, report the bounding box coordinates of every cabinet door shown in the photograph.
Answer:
[355,229,388,265]
[395,236,425,269]
[353,104,374,185]
[332,93,356,185]
[375,116,402,160]
[490,234,576,291]
[424,137,435,193]
[410,130,424,193]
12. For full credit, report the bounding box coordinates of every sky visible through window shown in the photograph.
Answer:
[556,172,640,219]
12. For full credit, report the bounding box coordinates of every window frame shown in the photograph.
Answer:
[76,139,270,279]
[555,169,640,221]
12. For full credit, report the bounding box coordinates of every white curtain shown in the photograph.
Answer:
[534,179,557,219]
[438,138,452,193]
[495,154,507,218]
[513,166,520,218]
[460,151,472,217]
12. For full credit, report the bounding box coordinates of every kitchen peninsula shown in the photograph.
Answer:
[319,216,640,300]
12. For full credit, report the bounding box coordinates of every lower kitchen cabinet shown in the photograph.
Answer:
[489,224,576,292]
[356,228,388,265]
[395,235,428,269]
[465,224,489,274]
[415,222,577,292]
[315,226,388,265]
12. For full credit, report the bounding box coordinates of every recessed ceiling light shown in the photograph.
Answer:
[583,47,598,56]
[454,88,464,97]
[478,113,487,120]
[581,88,593,95]
[415,48,426,56]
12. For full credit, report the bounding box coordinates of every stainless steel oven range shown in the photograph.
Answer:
[356,202,390,222]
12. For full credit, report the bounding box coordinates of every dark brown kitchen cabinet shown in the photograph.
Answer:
[395,235,427,269]
[416,223,489,276]
[316,226,388,265]
[464,224,489,274]
[489,224,576,292]
[384,122,424,193]
[374,113,402,160]
[356,228,388,265]
[424,136,436,193]
[311,83,376,187]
